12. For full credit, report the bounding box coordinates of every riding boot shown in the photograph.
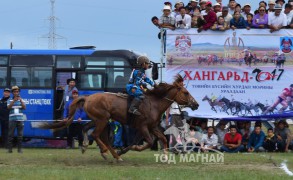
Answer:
[17,138,23,153]
[128,98,142,116]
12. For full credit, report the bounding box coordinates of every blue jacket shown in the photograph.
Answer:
[247,131,265,149]
[126,68,153,96]
[63,100,88,124]
[230,17,248,29]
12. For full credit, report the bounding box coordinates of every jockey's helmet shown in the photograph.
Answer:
[137,56,150,66]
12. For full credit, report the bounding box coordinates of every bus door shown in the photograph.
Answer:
[54,71,78,120]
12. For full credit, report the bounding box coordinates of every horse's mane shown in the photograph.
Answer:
[145,83,174,98]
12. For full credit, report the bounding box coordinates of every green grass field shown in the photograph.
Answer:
[0,147,292,180]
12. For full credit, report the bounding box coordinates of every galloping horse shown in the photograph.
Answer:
[219,97,242,115]
[40,75,199,161]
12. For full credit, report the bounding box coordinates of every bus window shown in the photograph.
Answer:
[0,67,7,87]
[0,56,8,65]
[78,73,104,89]
[11,67,52,88]
[56,56,81,68]
[10,55,53,66]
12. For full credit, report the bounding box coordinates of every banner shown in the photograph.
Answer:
[165,29,293,120]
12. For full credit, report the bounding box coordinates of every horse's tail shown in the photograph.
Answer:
[38,96,86,130]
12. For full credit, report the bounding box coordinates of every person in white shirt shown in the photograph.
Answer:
[217,6,233,26]
[241,4,254,20]
[175,7,191,29]
[200,126,218,152]
[228,0,236,15]
[268,4,287,32]
[284,3,293,26]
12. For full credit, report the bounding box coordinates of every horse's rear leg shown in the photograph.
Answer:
[81,121,95,153]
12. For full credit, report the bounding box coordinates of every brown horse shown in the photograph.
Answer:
[40,75,199,161]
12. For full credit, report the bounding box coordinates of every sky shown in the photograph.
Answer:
[0,0,260,62]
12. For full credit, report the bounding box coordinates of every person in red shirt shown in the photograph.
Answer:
[197,1,217,32]
[220,125,244,152]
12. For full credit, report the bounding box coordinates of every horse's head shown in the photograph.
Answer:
[172,75,199,110]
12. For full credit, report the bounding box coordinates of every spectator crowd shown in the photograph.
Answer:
[152,0,293,33]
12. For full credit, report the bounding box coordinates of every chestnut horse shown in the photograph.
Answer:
[41,75,199,161]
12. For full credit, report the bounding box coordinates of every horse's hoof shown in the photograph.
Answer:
[117,157,123,162]
[81,146,87,154]
[117,150,122,156]
[101,153,108,160]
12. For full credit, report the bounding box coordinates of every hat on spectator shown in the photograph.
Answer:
[244,3,251,7]
[274,3,283,9]
[163,5,171,11]
[229,0,236,2]
[268,0,276,5]
[164,1,172,7]
[72,90,78,94]
[206,1,212,6]
[11,86,20,92]
[4,88,10,92]
[214,3,221,7]
[222,6,229,11]
[190,0,199,2]
[200,0,207,4]
[275,0,285,3]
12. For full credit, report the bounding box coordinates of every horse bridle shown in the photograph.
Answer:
[163,87,190,104]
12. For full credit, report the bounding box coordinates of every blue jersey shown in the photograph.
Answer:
[126,69,153,98]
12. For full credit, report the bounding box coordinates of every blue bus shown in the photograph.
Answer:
[0,48,159,143]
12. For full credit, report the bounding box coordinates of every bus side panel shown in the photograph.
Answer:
[20,89,54,138]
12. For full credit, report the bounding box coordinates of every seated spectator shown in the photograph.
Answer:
[268,0,276,14]
[228,0,236,15]
[211,16,228,31]
[274,120,291,152]
[268,4,287,33]
[247,125,265,152]
[197,1,217,33]
[284,3,293,27]
[159,5,176,30]
[263,128,278,152]
[191,12,206,28]
[200,126,218,152]
[175,7,192,29]
[241,4,253,20]
[246,13,253,29]
[195,120,207,134]
[220,125,244,153]
[213,3,222,14]
[252,7,268,28]
[230,11,248,30]
[241,121,253,149]
[215,121,228,148]
[216,6,233,26]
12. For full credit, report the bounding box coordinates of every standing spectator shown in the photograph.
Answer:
[63,90,86,149]
[7,86,26,153]
[220,125,244,153]
[241,4,254,20]
[290,17,293,28]
[173,1,183,17]
[275,0,285,8]
[175,7,192,29]
[189,0,199,15]
[63,78,78,110]
[228,0,237,15]
[235,3,242,14]
[159,5,176,30]
[289,0,293,7]
[268,4,287,33]
[200,126,218,152]
[247,125,265,152]
[215,121,228,148]
[230,11,248,30]
[110,120,124,149]
[213,3,222,14]
[0,88,10,148]
[246,13,254,29]
[263,128,278,152]
[274,120,291,152]
[252,6,269,28]
[259,1,267,9]
[191,11,206,28]
[197,1,217,33]
[284,3,293,26]
[217,6,233,26]
[199,0,207,12]
[211,16,228,31]
[268,0,276,14]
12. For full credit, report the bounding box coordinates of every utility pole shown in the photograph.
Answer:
[41,0,65,49]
